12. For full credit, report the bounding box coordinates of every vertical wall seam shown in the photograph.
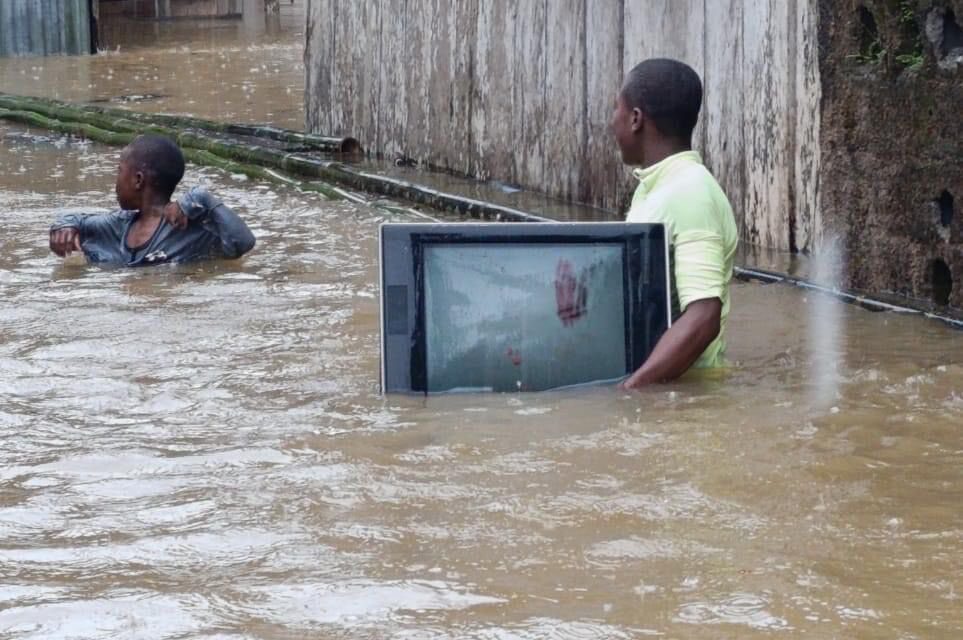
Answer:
[401,0,409,154]
[702,0,709,151]
[541,0,548,190]
[616,0,625,212]
[618,0,624,80]
[787,0,799,253]
[510,1,519,183]
[812,0,822,248]
[375,1,383,155]
[580,0,588,202]
[697,0,706,153]
[466,0,477,176]
[302,0,310,130]
[330,0,338,133]
[740,0,749,243]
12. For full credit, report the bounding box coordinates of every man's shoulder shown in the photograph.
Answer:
[91,209,135,229]
[654,166,733,229]
[51,208,131,230]
[660,163,726,201]
[78,208,133,221]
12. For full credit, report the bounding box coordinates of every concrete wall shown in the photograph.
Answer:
[305,0,961,309]
[0,0,92,56]
[304,0,822,253]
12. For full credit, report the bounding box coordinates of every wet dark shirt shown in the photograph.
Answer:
[50,186,256,266]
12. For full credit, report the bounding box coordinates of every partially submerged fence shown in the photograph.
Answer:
[0,0,93,57]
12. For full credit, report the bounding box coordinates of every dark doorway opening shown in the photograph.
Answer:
[936,190,955,227]
[939,9,963,58]
[931,259,953,306]
[856,6,882,62]
[89,0,99,53]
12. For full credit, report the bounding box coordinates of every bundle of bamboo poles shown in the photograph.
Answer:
[0,93,545,223]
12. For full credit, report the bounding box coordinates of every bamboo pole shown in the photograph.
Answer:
[181,149,342,199]
[0,107,341,200]
[0,108,136,146]
[0,94,343,187]
[0,92,361,154]
[312,162,550,223]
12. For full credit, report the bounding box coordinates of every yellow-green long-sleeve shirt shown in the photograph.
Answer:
[626,151,738,368]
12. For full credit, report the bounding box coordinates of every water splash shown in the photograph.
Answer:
[808,235,846,412]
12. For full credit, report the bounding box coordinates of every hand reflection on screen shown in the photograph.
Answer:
[555,259,588,327]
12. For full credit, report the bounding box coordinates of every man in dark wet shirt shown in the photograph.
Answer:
[49,134,255,266]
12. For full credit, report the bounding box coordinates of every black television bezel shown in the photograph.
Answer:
[380,222,671,394]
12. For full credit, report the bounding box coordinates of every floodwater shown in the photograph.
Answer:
[0,8,306,128]
[2,12,963,640]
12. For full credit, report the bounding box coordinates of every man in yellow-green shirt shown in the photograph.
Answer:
[610,58,738,388]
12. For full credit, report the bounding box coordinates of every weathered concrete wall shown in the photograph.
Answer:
[818,0,962,308]
[304,0,822,252]
[0,0,92,57]
[305,0,961,310]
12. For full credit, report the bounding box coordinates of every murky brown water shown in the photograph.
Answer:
[2,12,963,639]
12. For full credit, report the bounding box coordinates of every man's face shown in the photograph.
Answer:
[115,150,140,210]
[610,92,642,165]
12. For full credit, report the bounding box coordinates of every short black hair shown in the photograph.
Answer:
[125,134,185,199]
[622,58,703,143]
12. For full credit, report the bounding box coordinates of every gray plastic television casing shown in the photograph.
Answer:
[379,222,671,394]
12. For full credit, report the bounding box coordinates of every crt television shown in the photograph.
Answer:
[380,222,670,394]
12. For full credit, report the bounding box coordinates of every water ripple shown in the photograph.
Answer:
[675,593,790,630]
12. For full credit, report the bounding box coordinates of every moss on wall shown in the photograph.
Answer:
[819,0,963,309]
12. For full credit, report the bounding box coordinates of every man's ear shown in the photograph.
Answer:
[630,107,644,133]
[133,171,145,190]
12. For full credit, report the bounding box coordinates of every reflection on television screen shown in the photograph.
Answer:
[424,243,627,392]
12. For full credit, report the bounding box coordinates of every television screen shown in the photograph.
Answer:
[423,243,627,392]
[380,222,669,394]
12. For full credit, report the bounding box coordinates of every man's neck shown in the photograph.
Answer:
[126,200,168,251]
[641,140,691,170]
[135,199,169,221]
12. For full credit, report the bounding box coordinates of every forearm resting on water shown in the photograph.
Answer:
[622,297,722,389]
[49,212,98,257]
[49,226,81,257]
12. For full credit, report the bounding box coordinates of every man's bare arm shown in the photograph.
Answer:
[621,297,722,389]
